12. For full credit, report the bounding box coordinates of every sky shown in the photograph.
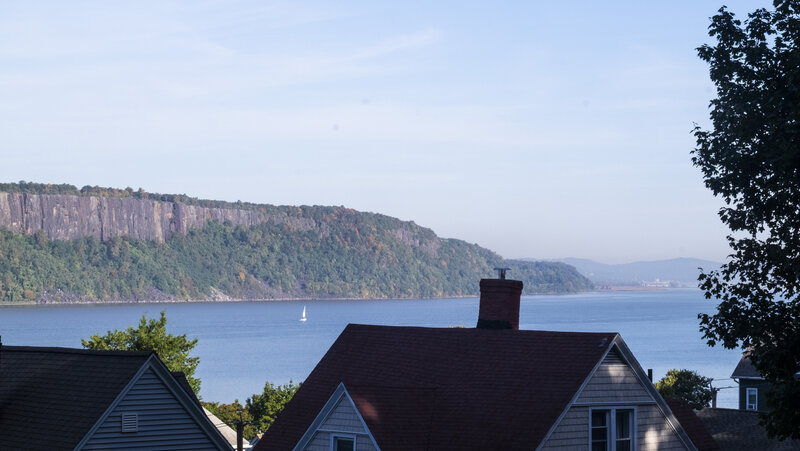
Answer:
[0,1,772,264]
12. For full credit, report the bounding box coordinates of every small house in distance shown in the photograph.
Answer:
[0,344,232,451]
[256,277,710,451]
[731,354,771,412]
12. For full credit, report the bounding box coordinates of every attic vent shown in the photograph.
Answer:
[121,413,138,433]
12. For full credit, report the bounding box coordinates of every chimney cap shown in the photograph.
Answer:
[493,267,511,279]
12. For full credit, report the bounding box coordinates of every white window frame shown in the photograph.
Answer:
[589,407,637,451]
[330,433,356,451]
[746,387,758,411]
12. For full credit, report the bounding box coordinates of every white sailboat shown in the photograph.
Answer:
[300,305,307,322]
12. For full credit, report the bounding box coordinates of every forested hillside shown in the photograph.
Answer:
[0,183,592,303]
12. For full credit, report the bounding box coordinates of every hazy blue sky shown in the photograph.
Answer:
[0,1,770,263]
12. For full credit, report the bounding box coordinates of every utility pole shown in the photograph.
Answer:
[236,408,244,451]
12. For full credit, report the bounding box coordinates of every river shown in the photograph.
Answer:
[0,289,742,407]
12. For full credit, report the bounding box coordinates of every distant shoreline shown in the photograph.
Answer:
[0,287,703,307]
[0,295,478,307]
[593,285,669,292]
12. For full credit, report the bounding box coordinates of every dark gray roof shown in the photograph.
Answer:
[731,355,763,379]
[0,345,151,451]
[696,408,800,451]
[172,371,202,408]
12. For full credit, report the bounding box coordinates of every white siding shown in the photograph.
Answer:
[576,350,652,404]
[303,395,377,451]
[81,367,223,450]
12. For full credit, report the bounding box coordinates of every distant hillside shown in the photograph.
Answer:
[523,257,723,287]
[0,182,593,303]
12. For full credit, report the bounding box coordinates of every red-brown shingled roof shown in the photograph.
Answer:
[257,324,618,451]
[666,398,720,451]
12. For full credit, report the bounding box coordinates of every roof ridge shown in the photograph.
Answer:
[345,323,619,335]
[346,384,438,389]
[1,345,153,357]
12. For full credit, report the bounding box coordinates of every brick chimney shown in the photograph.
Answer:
[476,269,523,330]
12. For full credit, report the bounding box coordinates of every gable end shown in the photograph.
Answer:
[293,383,380,451]
[538,338,699,451]
[75,355,230,451]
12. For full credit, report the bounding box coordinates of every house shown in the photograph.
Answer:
[695,408,800,450]
[731,354,771,411]
[0,343,232,451]
[256,277,708,451]
[204,406,254,451]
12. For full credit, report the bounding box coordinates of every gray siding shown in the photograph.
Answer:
[541,349,688,450]
[303,395,377,451]
[540,406,589,450]
[637,405,685,450]
[305,431,377,451]
[320,396,367,433]
[541,405,687,450]
[576,350,652,404]
[81,367,223,450]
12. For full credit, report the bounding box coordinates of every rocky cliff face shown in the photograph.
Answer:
[0,192,272,242]
[0,192,436,252]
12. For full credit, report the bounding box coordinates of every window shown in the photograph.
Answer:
[591,410,609,451]
[746,387,758,411]
[591,408,635,451]
[331,434,355,451]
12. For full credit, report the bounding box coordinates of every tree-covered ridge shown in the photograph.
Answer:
[0,218,592,303]
[1,180,278,211]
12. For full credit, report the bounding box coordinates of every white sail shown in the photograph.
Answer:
[300,305,307,322]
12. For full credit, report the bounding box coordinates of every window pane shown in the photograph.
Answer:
[592,443,608,451]
[616,442,631,451]
[616,410,631,439]
[335,438,354,451]
[592,427,608,441]
[592,411,607,426]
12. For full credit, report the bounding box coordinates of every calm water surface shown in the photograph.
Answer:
[0,289,742,407]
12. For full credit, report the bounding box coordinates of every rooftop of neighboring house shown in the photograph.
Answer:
[0,343,232,451]
[731,354,763,380]
[0,345,153,449]
[696,408,800,451]
[666,399,720,451]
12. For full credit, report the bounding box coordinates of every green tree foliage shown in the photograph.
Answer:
[246,381,300,434]
[693,1,800,439]
[82,311,201,394]
[0,181,79,195]
[202,400,257,441]
[655,369,713,410]
[0,206,592,303]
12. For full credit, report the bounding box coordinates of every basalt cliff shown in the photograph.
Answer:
[0,191,305,243]
[0,183,593,303]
